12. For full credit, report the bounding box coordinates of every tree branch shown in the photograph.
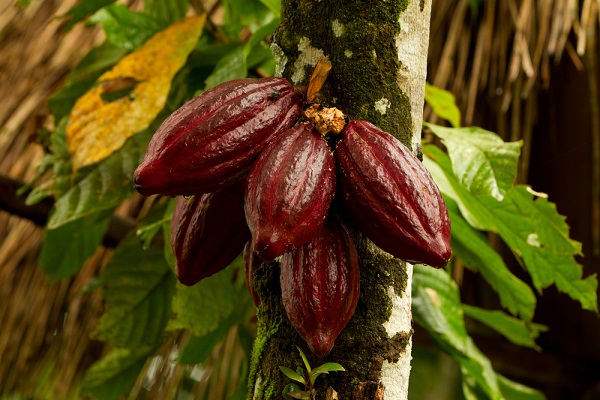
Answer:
[0,174,134,248]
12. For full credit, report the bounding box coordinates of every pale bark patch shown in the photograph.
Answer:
[395,0,432,152]
[383,263,413,336]
[291,37,325,85]
[375,98,392,115]
[270,43,288,77]
[332,19,344,37]
[381,341,412,399]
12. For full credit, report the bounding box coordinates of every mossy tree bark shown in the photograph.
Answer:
[248,1,432,399]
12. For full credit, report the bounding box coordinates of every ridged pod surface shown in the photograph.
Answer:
[243,241,261,306]
[280,217,360,357]
[336,120,451,267]
[134,77,302,196]
[245,123,336,261]
[171,180,250,286]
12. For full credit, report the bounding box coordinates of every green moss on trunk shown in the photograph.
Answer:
[275,0,412,144]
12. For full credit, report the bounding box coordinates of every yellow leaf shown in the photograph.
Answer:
[66,14,206,170]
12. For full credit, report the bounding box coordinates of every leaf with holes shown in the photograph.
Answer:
[66,15,205,170]
[424,145,598,313]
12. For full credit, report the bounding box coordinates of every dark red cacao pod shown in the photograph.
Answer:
[134,77,302,196]
[245,123,336,261]
[280,217,360,357]
[335,120,451,267]
[243,241,261,306]
[171,180,250,286]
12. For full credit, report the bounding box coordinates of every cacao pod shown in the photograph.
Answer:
[171,180,250,286]
[245,123,336,261]
[335,120,451,267]
[134,77,302,196]
[280,217,360,357]
[243,241,261,306]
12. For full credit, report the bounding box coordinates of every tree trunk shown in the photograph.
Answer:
[248,1,432,399]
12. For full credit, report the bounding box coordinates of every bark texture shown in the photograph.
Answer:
[248,1,432,399]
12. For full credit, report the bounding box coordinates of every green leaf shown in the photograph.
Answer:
[424,83,461,127]
[222,0,274,38]
[426,124,522,200]
[25,121,73,205]
[462,305,548,350]
[309,363,345,385]
[136,200,172,250]
[144,0,188,25]
[498,375,546,399]
[161,198,178,271]
[447,197,536,321]
[46,129,150,229]
[40,211,110,281]
[168,267,238,335]
[412,264,503,399]
[204,17,278,89]
[93,234,175,348]
[287,390,312,400]
[188,42,244,67]
[49,43,127,122]
[80,346,153,400]
[279,367,306,385]
[62,0,117,31]
[283,384,303,400]
[487,187,598,311]
[297,346,311,374]
[424,145,598,312]
[89,4,162,50]
[179,312,238,364]
[258,0,281,17]
[204,45,247,89]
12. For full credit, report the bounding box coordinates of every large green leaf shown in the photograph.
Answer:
[204,18,279,89]
[80,346,154,400]
[204,45,247,89]
[497,375,546,400]
[40,210,110,281]
[168,265,240,336]
[222,0,275,38]
[427,124,522,201]
[144,0,188,25]
[49,43,127,122]
[89,4,162,50]
[94,233,175,348]
[424,145,598,312]
[46,129,150,229]
[258,0,281,17]
[179,313,239,364]
[462,305,547,350]
[62,0,117,30]
[46,67,191,229]
[447,197,536,320]
[424,83,461,128]
[412,264,503,399]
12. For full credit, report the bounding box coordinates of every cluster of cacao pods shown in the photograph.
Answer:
[134,76,451,357]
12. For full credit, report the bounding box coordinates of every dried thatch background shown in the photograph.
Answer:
[0,0,599,398]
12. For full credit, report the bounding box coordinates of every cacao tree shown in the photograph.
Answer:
[3,0,597,399]
[247,1,432,399]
